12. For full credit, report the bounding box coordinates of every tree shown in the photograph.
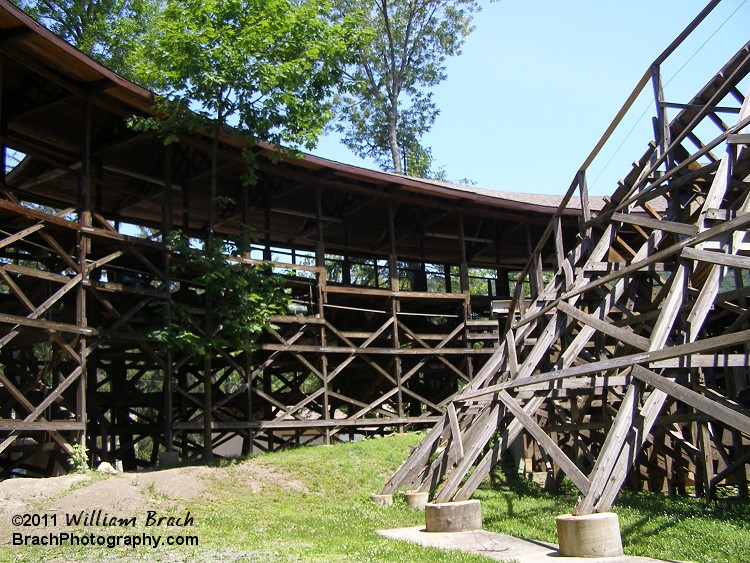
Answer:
[334,0,480,176]
[134,0,359,459]
[14,0,160,83]
[136,0,360,345]
[137,0,359,231]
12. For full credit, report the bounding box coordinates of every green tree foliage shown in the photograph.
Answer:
[134,0,360,356]
[138,0,359,153]
[14,0,159,83]
[154,231,290,357]
[134,0,360,233]
[333,0,480,177]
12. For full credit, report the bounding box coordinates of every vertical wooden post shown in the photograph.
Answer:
[388,203,399,292]
[577,170,591,241]
[315,187,325,268]
[392,295,403,430]
[245,349,254,455]
[182,181,190,231]
[387,204,403,429]
[0,57,4,195]
[651,64,670,165]
[315,187,331,443]
[496,268,510,298]
[76,101,93,458]
[458,213,474,380]
[321,326,331,444]
[652,64,679,219]
[162,145,174,453]
[203,354,213,461]
[526,225,542,299]
[458,214,469,294]
[264,208,272,261]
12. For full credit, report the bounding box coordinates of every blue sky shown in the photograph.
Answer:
[312,0,749,196]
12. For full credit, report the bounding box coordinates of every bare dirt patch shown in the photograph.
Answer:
[0,458,306,537]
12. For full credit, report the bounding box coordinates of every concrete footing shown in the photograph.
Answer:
[425,500,481,532]
[158,451,180,466]
[370,493,393,506]
[404,491,429,510]
[556,512,623,557]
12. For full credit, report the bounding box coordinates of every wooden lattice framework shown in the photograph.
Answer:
[0,0,593,477]
[383,6,750,506]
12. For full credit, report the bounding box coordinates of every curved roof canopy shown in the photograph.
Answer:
[0,0,599,268]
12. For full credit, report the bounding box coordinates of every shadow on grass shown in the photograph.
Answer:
[615,489,750,547]
[472,466,750,560]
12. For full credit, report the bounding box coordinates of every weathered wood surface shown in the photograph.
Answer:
[384,31,750,508]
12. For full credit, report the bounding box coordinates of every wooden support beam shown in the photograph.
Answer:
[497,390,590,493]
[631,366,750,436]
[447,402,464,461]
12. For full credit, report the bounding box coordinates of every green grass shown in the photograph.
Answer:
[473,464,750,563]
[192,434,488,562]
[2,431,749,562]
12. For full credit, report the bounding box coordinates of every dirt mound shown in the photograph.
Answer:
[0,458,305,537]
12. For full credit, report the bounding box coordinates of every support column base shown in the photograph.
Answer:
[370,493,393,506]
[556,512,623,557]
[425,500,481,532]
[404,491,429,510]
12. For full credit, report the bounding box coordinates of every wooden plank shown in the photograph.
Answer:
[612,212,698,236]
[0,221,45,250]
[1,263,71,283]
[650,354,750,368]
[174,416,443,431]
[584,262,675,273]
[682,246,750,270]
[505,329,518,376]
[594,388,669,513]
[447,402,464,461]
[557,300,650,351]
[257,343,489,355]
[0,311,97,336]
[704,208,749,221]
[0,420,85,431]
[573,381,641,515]
[649,263,688,351]
[497,390,590,493]
[631,365,750,435]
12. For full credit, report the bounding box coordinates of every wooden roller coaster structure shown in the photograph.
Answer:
[382,3,750,506]
[0,0,589,477]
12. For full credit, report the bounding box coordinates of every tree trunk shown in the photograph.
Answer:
[387,108,402,174]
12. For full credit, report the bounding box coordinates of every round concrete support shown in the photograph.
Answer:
[425,500,482,532]
[556,512,623,557]
[404,491,429,510]
[370,493,393,506]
